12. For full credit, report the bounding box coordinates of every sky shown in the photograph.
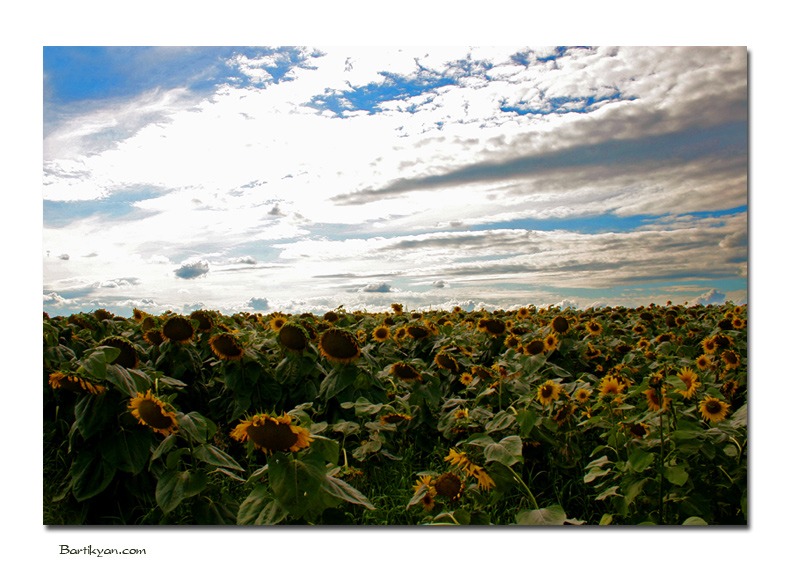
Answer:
[42,45,748,317]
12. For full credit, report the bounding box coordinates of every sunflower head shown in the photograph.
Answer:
[48,371,106,395]
[479,318,507,337]
[278,322,310,352]
[543,332,559,352]
[230,413,313,455]
[551,315,569,334]
[190,310,214,332]
[372,325,391,342]
[598,374,623,399]
[143,328,164,346]
[390,362,423,382]
[537,380,562,406]
[644,387,671,412]
[209,332,245,360]
[586,321,603,336]
[406,324,431,340]
[721,349,741,370]
[434,352,460,373]
[100,336,139,369]
[676,367,700,399]
[162,316,195,344]
[434,472,464,502]
[319,328,361,364]
[380,413,412,425]
[269,315,288,332]
[699,395,730,423]
[128,390,179,436]
[460,372,474,386]
[524,339,545,355]
[574,387,592,403]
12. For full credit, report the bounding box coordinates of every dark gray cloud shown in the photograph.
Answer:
[332,122,747,205]
[174,260,210,279]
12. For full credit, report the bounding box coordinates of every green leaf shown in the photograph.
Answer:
[664,465,690,487]
[682,516,708,525]
[321,475,376,510]
[177,412,217,444]
[599,513,613,525]
[73,392,116,440]
[483,435,523,467]
[151,433,178,463]
[78,346,121,380]
[309,436,340,465]
[627,448,655,473]
[624,478,650,506]
[516,409,540,436]
[156,469,207,514]
[101,427,152,474]
[70,449,115,502]
[485,410,516,433]
[193,444,244,472]
[268,452,328,518]
[596,485,621,501]
[105,364,139,397]
[584,467,611,484]
[237,485,272,525]
[515,505,567,526]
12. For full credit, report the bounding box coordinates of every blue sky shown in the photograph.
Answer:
[42,46,748,316]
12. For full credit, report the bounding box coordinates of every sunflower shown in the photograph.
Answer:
[269,315,288,332]
[48,371,106,395]
[574,387,592,403]
[132,308,147,322]
[278,322,310,352]
[189,310,214,332]
[479,318,507,337]
[586,321,603,336]
[406,324,432,340]
[537,380,562,406]
[701,336,718,354]
[319,328,360,364]
[391,303,404,314]
[676,367,700,399]
[434,352,460,373]
[128,390,179,436]
[721,349,741,370]
[551,315,570,334]
[372,325,391,342]
[524,339,546,355]
[389,362,423,383]
[434,472,464,502]
[209,332,244,360]
[143,329,164,346]
[380,413,412,425]
[698,396,730,424]
[100,336,139,369]
[459,372,474,386]
[469,466,496,491]
[453,407,469,420]
[161,316,194,344]
[516,307,530,320]
[230,413,313,455]
[504,334,521,349]
[695,354,713,371]
[625,422,650,439]
[444,448,471,470]
[598,374,623,399]
[413,475,436,512]
[543,332,559,352]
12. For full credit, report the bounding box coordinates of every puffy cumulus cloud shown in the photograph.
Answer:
[174,259,210,279]
[99,277,140,289]
[691,289,726,306]
[230,256,257,265]
[360,283,395,293]
[432,280,449,288]
[248,297,270,311]
[58,253,70,260]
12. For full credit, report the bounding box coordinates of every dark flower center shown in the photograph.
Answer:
[138,399,174,429]
[247,418,299,452]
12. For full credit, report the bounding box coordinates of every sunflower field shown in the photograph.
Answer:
[43,302,747,525]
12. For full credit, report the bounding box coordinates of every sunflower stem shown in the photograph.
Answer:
[658,409,665,525]
[506,465,539,509]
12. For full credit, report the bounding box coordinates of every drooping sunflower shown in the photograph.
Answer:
[209,332,244,360]
[434,471,464,502]
[625,422,650,439]
[230,413,313,455]
[48,371,106,395]
[390,362,423,382]
[479,318,507,337]
[380,413,412,425]
[551,315,570,334]
[161,316,195,344]
[319,328,360,364]
[524,339,546,355]
[278,322,310,352]
[676,367,700,399]
[143,328,164,346]
[406,324,432,340]
[537,380,562,406]
[434,352,460,373]
[100,336,139,369]
[128,390,179,436]
[698,395,730,424]
[721,349,741,370]
[644,385,672,413]
[132,308,147,322]
[371,325,391,342]
[190,310,214,332]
